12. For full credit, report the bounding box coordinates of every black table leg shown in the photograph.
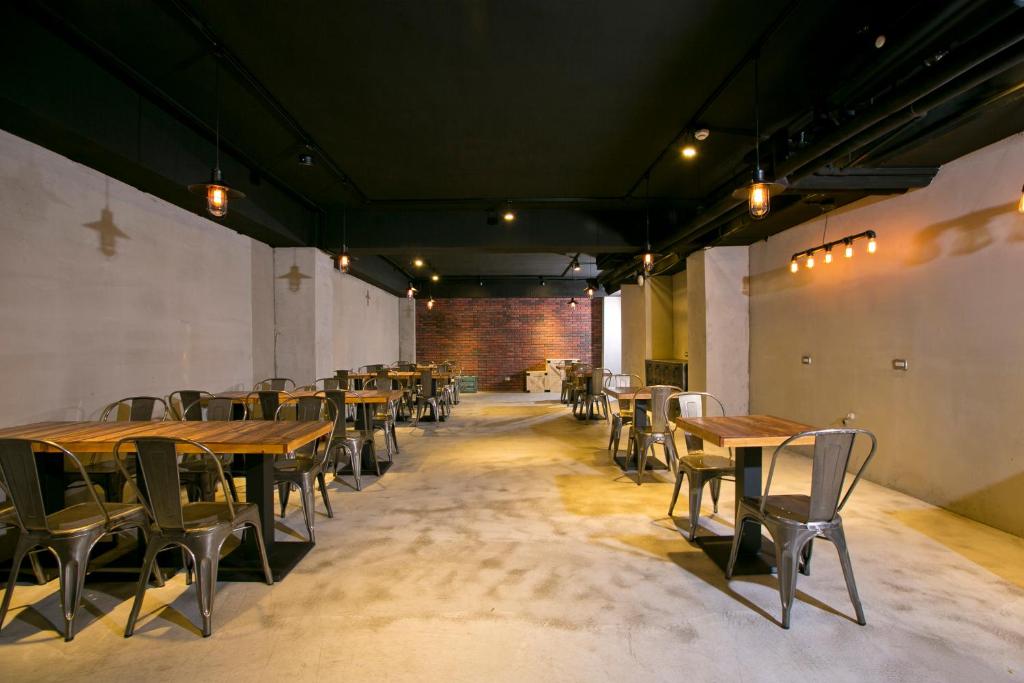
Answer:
[695,445,775,574]
[218,453,313,582]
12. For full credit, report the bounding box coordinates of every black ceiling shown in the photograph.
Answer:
[2,0,1023,296]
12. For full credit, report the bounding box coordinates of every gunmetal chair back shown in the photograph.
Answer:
[274,396,337,466]
[637,385,682,432]
[100,396,170,422]
[246,390,288,421]
[169,390,217,421]
[605,373,639,390]
[360,364,385,373]
[0,439,108,533]
[673,392,728,453]
[314,377,342,391]
[183,396,246,422]
[765,429,878,524]
[253,377,296,391]
[589,368,611,395]
[320,390,348,436]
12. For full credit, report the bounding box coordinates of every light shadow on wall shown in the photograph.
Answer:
[906,202,1017,266]
[82,179,129,257]
[278,264,311,292]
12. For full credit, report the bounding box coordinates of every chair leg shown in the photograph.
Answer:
[686,473,706,541]
[225,474,240,503]
[774,531,805,630]
[826,525,866,625]
[800,539,814,576]
[53,536,96,641]
[124,540,165,637]
[246,521,274,586]
[0,536,30,631]
[193,551,220,637]
[636,439,650,486]
[299,482,316,543]
[607,418,617,452]
[709,477,722,514]
[725,515,750,579]
[27,549,46,585]
[350,444,363,491]
[668,467,685,517]
[278,482,291,517]
[317,472,334,519]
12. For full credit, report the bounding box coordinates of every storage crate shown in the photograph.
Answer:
[458,375,478,393]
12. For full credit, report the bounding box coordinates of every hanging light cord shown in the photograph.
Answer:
[645,173,652,251]
[214,57,220,173]
[754,55,760,174]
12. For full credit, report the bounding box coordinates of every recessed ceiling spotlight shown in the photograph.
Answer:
[540,277,546,287]
[681,145,697,159]
[694,128,710,141]
[503,204,516,222]
[413,258,424,267]
[298,153,314,166]
[875,34,886,49]
[478,278,485,287]
[431,274,440,282]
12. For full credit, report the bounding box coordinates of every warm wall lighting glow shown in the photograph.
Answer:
[681,145,697,159]
[844,241,854,258]
[413,258,424,267]
[431,274,440,282]
[338,251,350,273]
[790,259,798,273]
[207,185,228,217]
[824,247,833,264]
[805,254,815,269]
[749,182,770,219]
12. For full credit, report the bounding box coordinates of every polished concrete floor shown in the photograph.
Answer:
[1,392,1022,681]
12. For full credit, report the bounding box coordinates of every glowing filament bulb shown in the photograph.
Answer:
[748,183,770,219]
[681,145,697,159]
[206,185,228,217]
[824,248,833,264]
[844,242,854,258]
[867,236,877,254]
[805,254,815,269]
[1019,184,1024,214]
[427,298,434,310]
[339,252,350,273]
[790,259,798,273]
[643,252,654,272]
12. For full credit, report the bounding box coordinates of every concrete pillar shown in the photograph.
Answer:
[273,247,319,384]
[686,247,749,414]
[399,297,416,362]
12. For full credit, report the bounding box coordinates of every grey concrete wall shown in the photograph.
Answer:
[251,241,276,381]
[327,262,400,373]
[672,271,688,360]
[273,247,318,385]
[648,275,674,359]
[749,132,1024,537]
[687,247,749,413]
[0,130,257,424]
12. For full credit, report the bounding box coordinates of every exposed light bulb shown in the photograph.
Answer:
[749,182,770,219]
[1019,184,1024,213]
[867,236,877,254]
[572,260,581,272]
[637,273,645,286]
[790,259,799,273]
[338,252,350,273]
[540,277,546,287]
[806,254,815,269]
[824,248,833,264]
[568,297,577,309]
[844,241,854,258]
[503,210,516,222]
[642,252,654,272]
[681,145,697,159]
[413,258,424,267]
[427,297,434,310]
[406,284,416,299]
[206,184,228,217]
[431,274,440,282]
[585,286,594,298]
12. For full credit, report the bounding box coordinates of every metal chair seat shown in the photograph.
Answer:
[678,453,733,472]
[739,494,819,525]
[181,501,261,531]
[44,502,148,534]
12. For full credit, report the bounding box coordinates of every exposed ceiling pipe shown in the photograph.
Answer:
[649,13,1024,262]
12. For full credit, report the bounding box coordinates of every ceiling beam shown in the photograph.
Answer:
[421,277,600,299]
[787,166,939,192]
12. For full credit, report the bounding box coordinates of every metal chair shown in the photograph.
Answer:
[273,396,336,542]
[0,438,157,641]
[0,479,47,585]
[626,385,682,485]
[115,437,273,638]
[606,373,641,457]
[66,396,171,503]
[178,397,246,503]
[364,376,400,457]
[252,377,296,392]
[569,364,593,417]
[577,368,610,421]
[725,428,878,629]
[559,362,577,404]
[413,370,444,423]
[320,390,377,491]
[246,389,292,421]
[167,390,216,421]
[667,392,734,539]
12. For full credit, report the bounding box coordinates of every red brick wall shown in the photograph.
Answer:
[590,300,603,368]
[416,298,593,391]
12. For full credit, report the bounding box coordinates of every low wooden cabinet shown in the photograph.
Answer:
[645,359,687,389]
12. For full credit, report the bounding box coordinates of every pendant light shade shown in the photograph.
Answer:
[427,296,435,310]
[568,297,578,309]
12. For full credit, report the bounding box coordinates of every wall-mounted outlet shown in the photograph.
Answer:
[892,359,909,371]
[504,376,511,382]
[801,355,812,365]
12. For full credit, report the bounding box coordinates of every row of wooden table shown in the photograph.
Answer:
[603,385,813,575]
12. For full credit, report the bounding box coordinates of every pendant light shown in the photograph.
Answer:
[188,59,244,218]
[338,210,351,273]
[731,56,784,219]
[427,296,435,310]
[568,297,578,309]
[406,283,417,299]
[638,174,658,282]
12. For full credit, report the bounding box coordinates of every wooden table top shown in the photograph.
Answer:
[0,420,333,454]
[347,371,451,380]
[604,386,649,400]
[219,389,403,404]
[674,415,815,448]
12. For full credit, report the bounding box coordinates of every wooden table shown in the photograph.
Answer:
[674,415,814,575]
[0,420,332,582]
